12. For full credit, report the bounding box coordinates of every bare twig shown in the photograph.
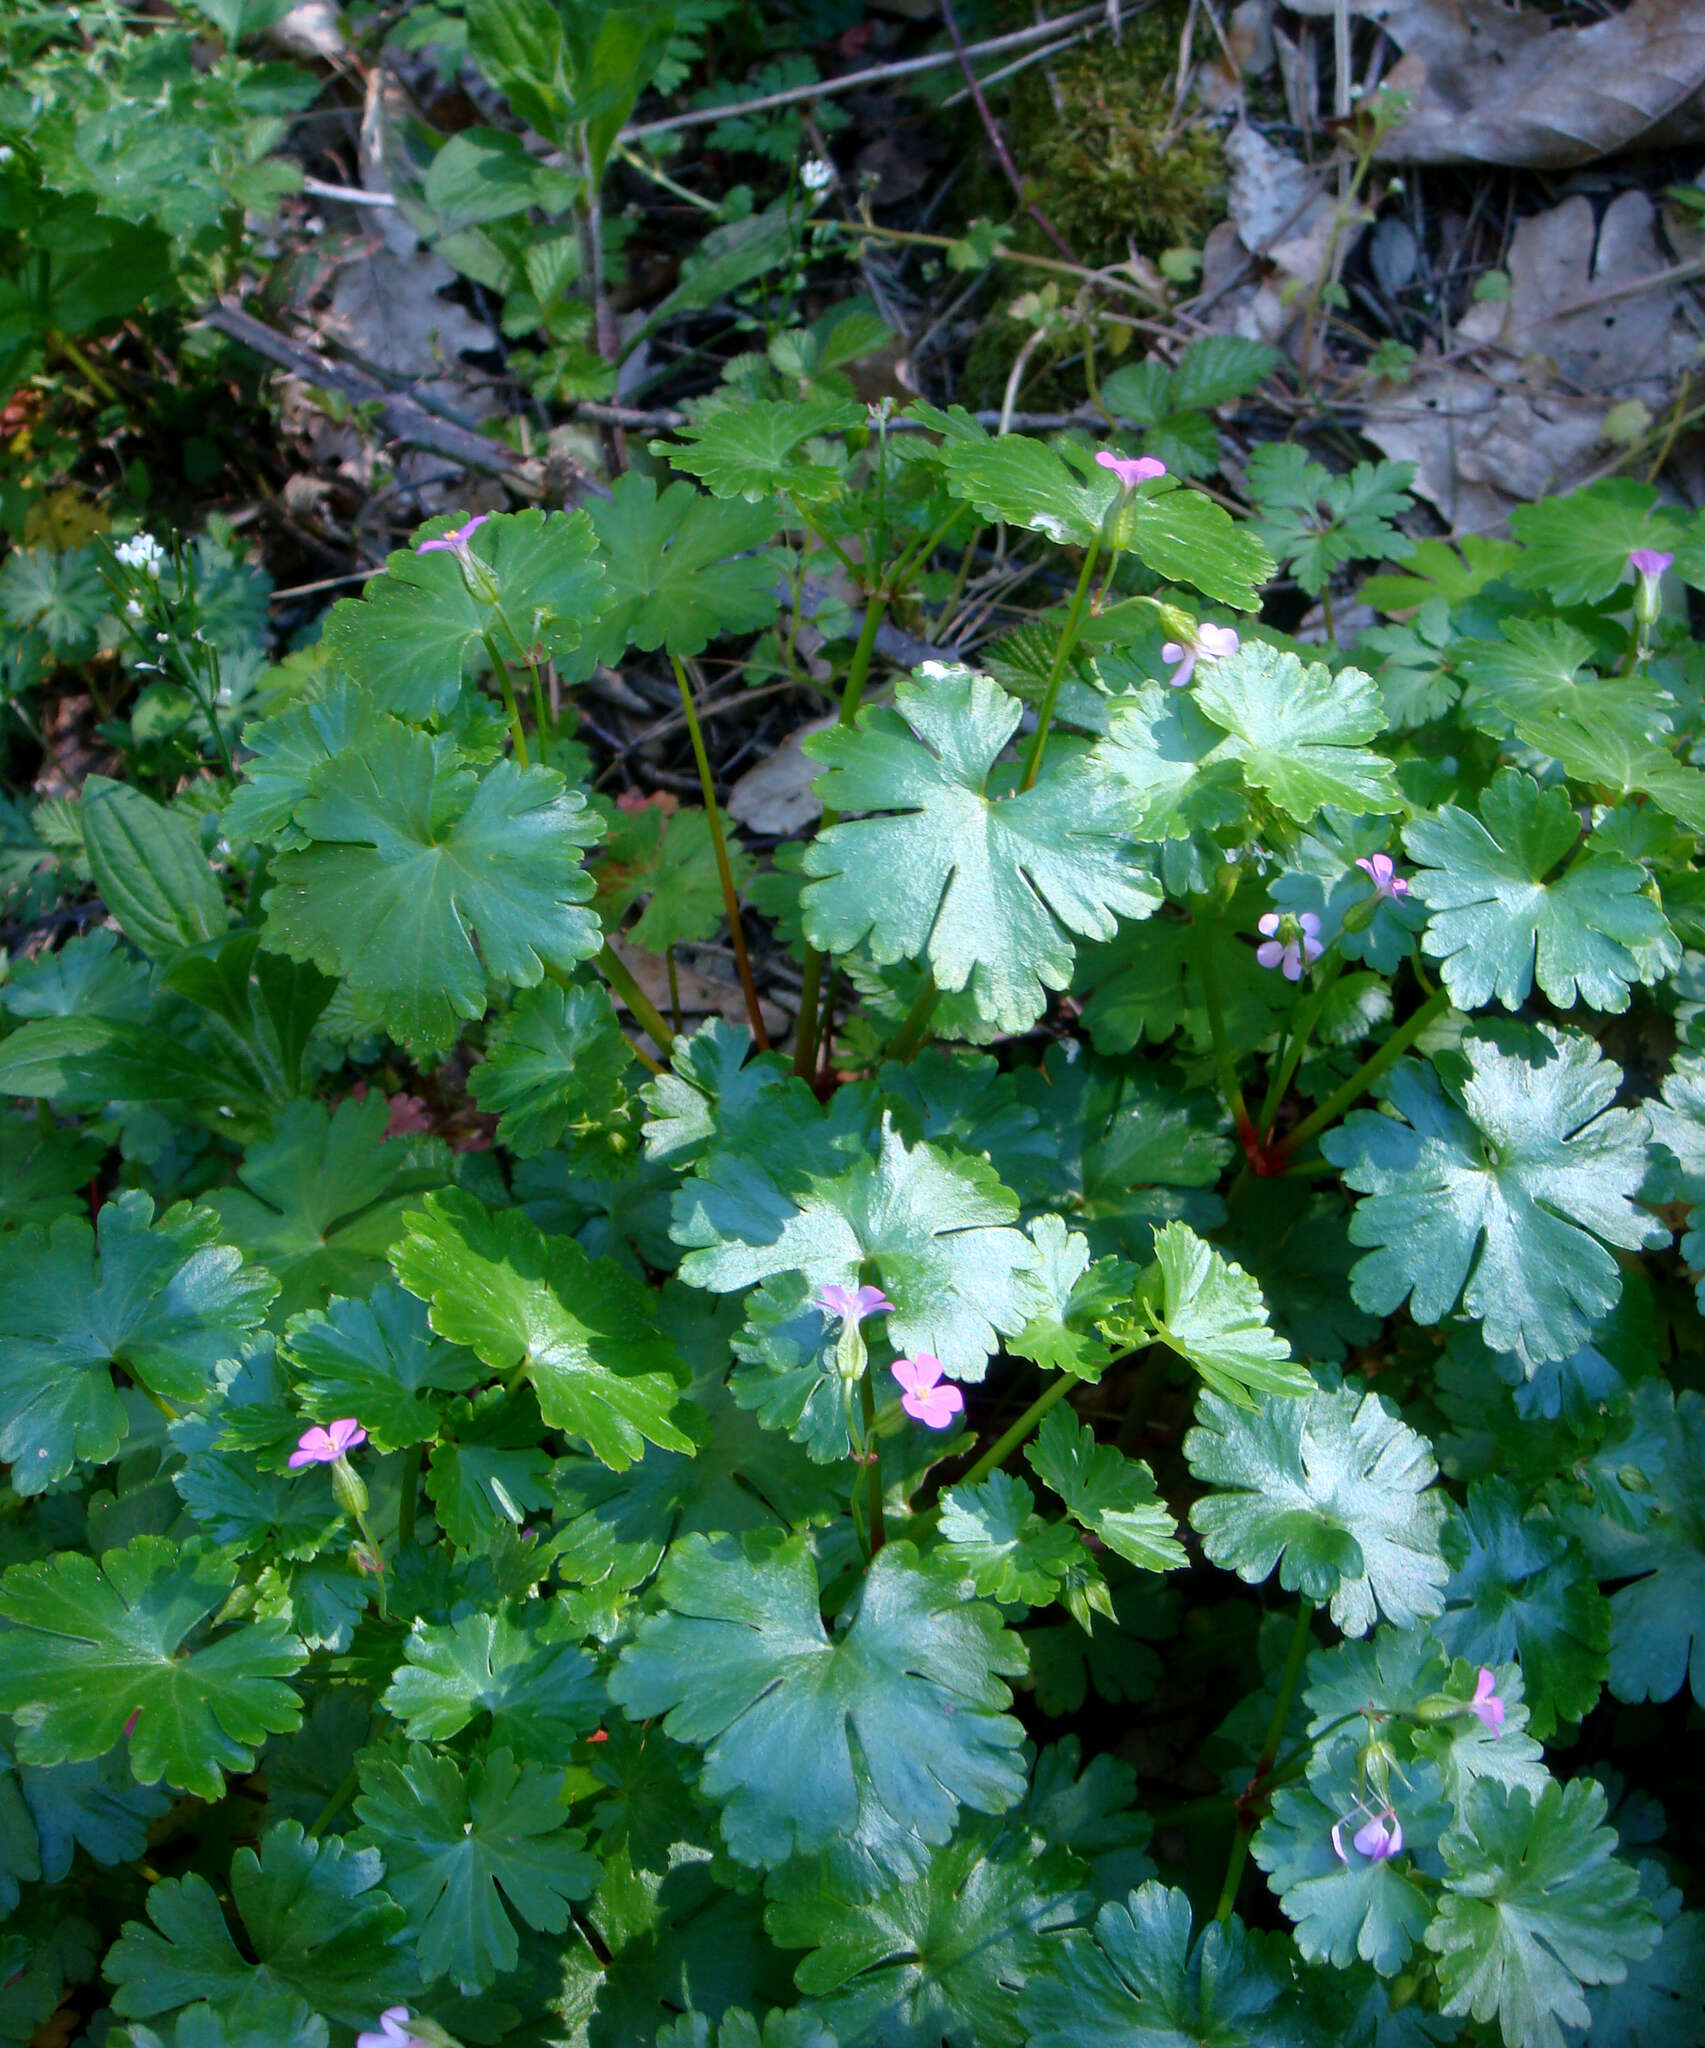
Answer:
[197,301,531,482]
[620,4,1122,141]
[939,0,1079,264]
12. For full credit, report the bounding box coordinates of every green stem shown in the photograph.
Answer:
[1020,535,1100,790]
[396,1445,421,1551]
[859,1371,887,1557]
[49,330,122,402]
[959,1372,1077,1491]
[306,1764,362,1841]
[1191,915,1253,1146]
[1275,986,1450,1161]
[794,591,889,1079]
[530,662,553,746]
[1255,957,1342,1141]
[669,652,768,1048]
[1216,1597,1315,1922]
[788,496,862,582]
[885,973,940,1063]
[486,642,530,766]
[590,946,675,1053]
[887,503,969,594]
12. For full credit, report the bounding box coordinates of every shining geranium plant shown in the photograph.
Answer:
[1,384,1703,2048]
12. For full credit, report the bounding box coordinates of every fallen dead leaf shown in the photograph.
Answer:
[1361,190,1701,526]
[609,939,788,1044]
[269,0,344,58]
[726,714,837,837]
[1287,0,1705,167]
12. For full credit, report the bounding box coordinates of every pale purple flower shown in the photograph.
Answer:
[1332,1808,1403,1862]
[358,2011,426,2048]
[815,1283,894,1328]
[1161,621,1240,688]
[1355,853,1410,902]
[892,1355,965,1429]
[1256,910,1323,981]
[1096,449,1168,492]
[289,1418,367,1468]
[1470,1667,1506,1735]
[1628,546,1674,627]
[417,513,490,559]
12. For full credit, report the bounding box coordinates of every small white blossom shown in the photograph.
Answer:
[801,157,836,193]
[124,599,142,619]
[115,532,166,577]
[0,148,14,168]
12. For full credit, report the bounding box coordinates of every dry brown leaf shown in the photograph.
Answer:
[726,714,836,837]
[609,940,788,1044]
[1287,0,1705,167]
[1361,189,1700,526]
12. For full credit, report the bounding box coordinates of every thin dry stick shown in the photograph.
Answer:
[939,0,1080,264]
[621,4,1123,140]
[940,30,1089,105]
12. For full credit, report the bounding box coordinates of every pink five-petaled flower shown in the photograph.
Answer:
[1096,449,1168,492]
[1331,1808,1404,1863]
[1470,1667,1506,1735]
[416,513,490,559]
[1256,910,1324,982]
[1161,621,1240,688]
[815,1283,894,1328]
[289,1418,367,1469]
[357,2011,427,2048]
[892,1355,965,1429]
[1355,852,1410,902]
[1628,546,1674,628]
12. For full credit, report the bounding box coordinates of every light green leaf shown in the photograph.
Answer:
[261,715,604,1049]
[661,395,862,502]
[609,1532,1027,1875]
[937,1474,1088,1606]
[1125,1220,1309,1406]
[1322,1026,1665,1367]
[1026,1406,1185,1573]
[1186,1384,1449,1635]
[0,1538,305,1801]
[1427,1779,1659,2048]
[104,1822,408,2031]
[319,508,611,721]
[1191,644,1400,820]
[392,1188,690,1468]
[470,979,635,1157]
[382,1607,605,1761]
[799,666,1161,1034]
[1509,479,1684,606]
[0,1191,273,1492]
[1405,770,1671,1013]
[283,1282,483,1452]
[354,1743,600,1992]
[672,1115,1037,1382]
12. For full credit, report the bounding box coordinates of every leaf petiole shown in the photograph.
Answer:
[1215,1596,1315,1922]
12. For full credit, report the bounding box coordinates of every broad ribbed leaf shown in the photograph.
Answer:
[1322,1026,1664,1368]
[392,1189,689,1469]
[1190,644,1400,820]
[609,1532,1027,1875]
[799,666,1160,1034]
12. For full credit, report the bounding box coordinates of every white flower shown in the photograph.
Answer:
[0,148,14,168]
[356,2010,426,2048]
[115,533,166,577]
[124,599,142,619]
[801,157,835,192]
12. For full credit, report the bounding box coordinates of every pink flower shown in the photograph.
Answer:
[1332,1808,1403,1862]
[1256,910,1323,981]
[1628,548,1674,580]
[357,2012,427,2048]
[1096,449,1167,491]
[289,1418,367,1468]
[892,1355,965,1429]
[815,1283,894,1328]
[1355,853,1409,902]
[1470,1667,1506,1735]
[417,513,490,558]
[1161,621,1240,688]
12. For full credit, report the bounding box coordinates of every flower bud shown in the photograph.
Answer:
[1415,1691,1461,1724]
[332,1452,370,1519]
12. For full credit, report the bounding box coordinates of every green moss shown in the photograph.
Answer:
[1008,7,1225,265]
